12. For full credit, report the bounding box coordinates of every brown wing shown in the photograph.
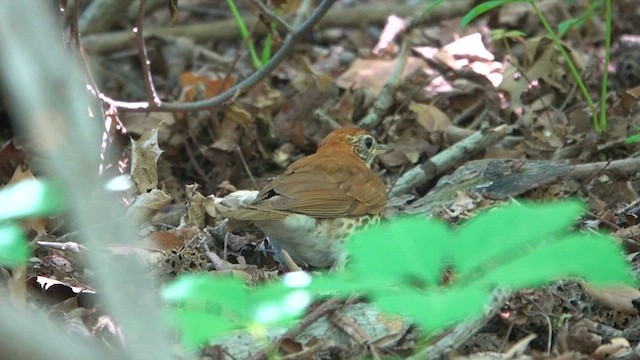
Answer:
[251,151,387,218]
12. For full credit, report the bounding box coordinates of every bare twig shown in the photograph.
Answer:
[0,0,172,358]
[184,138,210,183]
[248,0,293,32]
[82,2,474,53]
[78,0,131,35]
[247,299,342,360]
[36,241,86,253]
[235,145,258,190]
[358,38,411,129]
[389,124,510,197]
[410,290,511,359]
[134,0,161,107]
[102,0,338,113]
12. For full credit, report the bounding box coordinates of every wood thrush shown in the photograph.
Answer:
[217,127,392,268]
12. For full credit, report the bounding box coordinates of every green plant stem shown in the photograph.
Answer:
[227,0,262,69]
[529,0,601,132]
[599,0,611,132]
[261,17,275,65]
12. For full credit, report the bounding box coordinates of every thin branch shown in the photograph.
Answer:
[235,145,258,190]
[358,38,410,129]
[389,124,510,197]
[107,0,338,113]
[246,299,342,360]
[248,0,292,32]
[134,0,161,107]
[82,2,474,53]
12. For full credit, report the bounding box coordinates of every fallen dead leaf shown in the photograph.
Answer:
[336,57,427,96]
[131,128,163,192]
[581,283,640,316]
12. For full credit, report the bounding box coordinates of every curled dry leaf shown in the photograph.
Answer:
[0,141,27,184]
[209,190,259,217]
[336,57,427,96]
[131,128,163,193]
[178,71,235,103]
[593,338,631,360]
[126,189,173,225]
[581,282,640,316]
[185,184,207,228]
[140,231,183,251]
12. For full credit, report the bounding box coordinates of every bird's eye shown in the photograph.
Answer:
[362,136,374,150]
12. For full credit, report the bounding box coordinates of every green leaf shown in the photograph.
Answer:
[451,200,583,276]
[164,274,308,347]
[372,285,489,332]
[419,0,447,19]
[474,233,636,289]
[0,180,64,221]
[252,281,311,325]
[490,29,527,41]
[0,223,30,266]
[346,217,451,286]
[165,309,240,347]
[162,274,249,316]
[625,133,640,144]
[461,0,526,28]
[558,18,582,37]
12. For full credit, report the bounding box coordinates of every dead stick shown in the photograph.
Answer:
[390,124,509,197]
[81,1,474,54]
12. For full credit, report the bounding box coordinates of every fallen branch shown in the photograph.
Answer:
[389,124,510,197]
[410,289,511,359]
[81,1,474,54]
[101,0,338,112]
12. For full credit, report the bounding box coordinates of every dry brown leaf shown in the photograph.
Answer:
[179,71,235,103]
[131,128,163,193]
[442,33,495,61]
[126,189,173,225]
[373,15,407,56]
[185,184,207,228]
[211,117,240,152]
[0,141,27,184]
[593,338,631,360]
[140,231,183,251]
[582,282,640,315]
[336,57,427,96]
[621,85,640,115]
[409,103,451,133]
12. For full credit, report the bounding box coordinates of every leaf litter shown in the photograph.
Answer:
[2,0,640,358]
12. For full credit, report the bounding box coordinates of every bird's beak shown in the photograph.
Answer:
[374,143,394,156]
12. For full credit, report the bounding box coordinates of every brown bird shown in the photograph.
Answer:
[217,127,392,268]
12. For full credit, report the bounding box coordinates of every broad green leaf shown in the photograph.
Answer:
[419,0,447,19]
[346,217,451,286]
[166,309,240,347]
[0,180,64,221]
[490,29,527,41]
[558,1,601,37]
[165,274,307,346]
[625,134,640,144]
[473,234,635,289]
[558,18,583,37]
[461,0,526,28]
[162,274,249,316]
[308,271,368,295]
[252,282,311,325]
[0,223,29,265]
[372,285,489,332]
[452,201,583,276]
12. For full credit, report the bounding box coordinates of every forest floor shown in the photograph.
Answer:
[5,0,640,359]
